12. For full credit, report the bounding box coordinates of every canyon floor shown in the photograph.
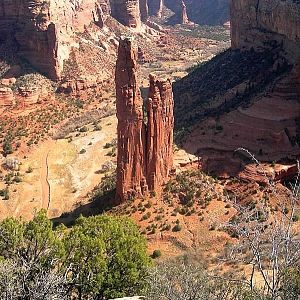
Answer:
[0,23,297,271]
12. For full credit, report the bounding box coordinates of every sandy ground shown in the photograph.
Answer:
[0,115,117,220]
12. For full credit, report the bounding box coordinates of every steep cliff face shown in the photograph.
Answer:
[116,38,174,202]
[110,0,142,28]
[231,0,300,62]
[0,0,104,80]
[147,74,174,191]
[139,0,149,21]
[148,0,163,17]
[115,38,148,202]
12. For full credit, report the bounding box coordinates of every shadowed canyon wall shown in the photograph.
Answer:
[163,0,229,25]
[116,38,174,202]
[231,0,300,61]
[231,0,300,84]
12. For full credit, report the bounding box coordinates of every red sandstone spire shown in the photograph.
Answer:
[115,38,148,202]
[115,38,174,202]
[147,74,174,191]
[180,0,189,25]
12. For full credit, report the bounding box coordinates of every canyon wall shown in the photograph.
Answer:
[110,0,142,28]
[139,0,149,21]
[163,0,229,25]
[0,0,145,81]
[147,0,163,17]
[231,0,300,63]
[116,38,173,202]
[0,0,104,80]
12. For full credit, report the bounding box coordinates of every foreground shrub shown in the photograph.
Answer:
[0,210,150,300]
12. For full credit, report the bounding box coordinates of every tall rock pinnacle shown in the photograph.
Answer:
[115,38,174,202]
[115,38,148,202]
[147,74,174,191]
[180,0,189,24]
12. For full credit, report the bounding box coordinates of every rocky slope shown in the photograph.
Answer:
[174,0,300,172]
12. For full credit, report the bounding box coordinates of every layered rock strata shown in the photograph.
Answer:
[0,0,105,80]
[230,0,300,64]
[115,38,173,202]
[0,88,15,107]
[147,74,174,191]
[0,0,147,81]
[110,0,142,28]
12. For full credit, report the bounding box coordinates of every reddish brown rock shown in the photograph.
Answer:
[58,76,102,97]
[110,0,142,28]
[115,38,148,202]
[146,74,174,190]
[180,1,189,24]
[274,165,298,182]
[0,88,15,107]
[115,38,174,202]
[18,87,40,106]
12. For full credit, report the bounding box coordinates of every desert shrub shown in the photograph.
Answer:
[0,210,150,299]
[145,258,266,300]
[172,224,182,232]
[151,250,162,259]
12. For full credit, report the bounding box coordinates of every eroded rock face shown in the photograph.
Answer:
[0,88,15,107]
[115,38,148,202]
[230,0,300,62]
[0,0,105,80]
[110,0,142,28]
[147,74,174,191]
[116,38,174,202]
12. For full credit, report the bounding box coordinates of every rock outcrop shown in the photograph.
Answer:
[230,0,300,64]
[110,0,142,28]
[180,1,189,24]
[0,87,15,107]
[58,76,102,97]
[147,74,174,191]
[115,38,148,202]
[115,38,174,202]
[0,0,105,80]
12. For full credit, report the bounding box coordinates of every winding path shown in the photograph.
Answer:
[40,148,51,211]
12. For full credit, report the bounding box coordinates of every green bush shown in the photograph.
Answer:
[151,250,162,259]
[173,224,182,232]
[0,211,151,300]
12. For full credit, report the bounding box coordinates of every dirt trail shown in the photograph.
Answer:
[40,143,52,211]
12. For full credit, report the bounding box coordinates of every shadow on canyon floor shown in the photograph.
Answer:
[52,174,117,226]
